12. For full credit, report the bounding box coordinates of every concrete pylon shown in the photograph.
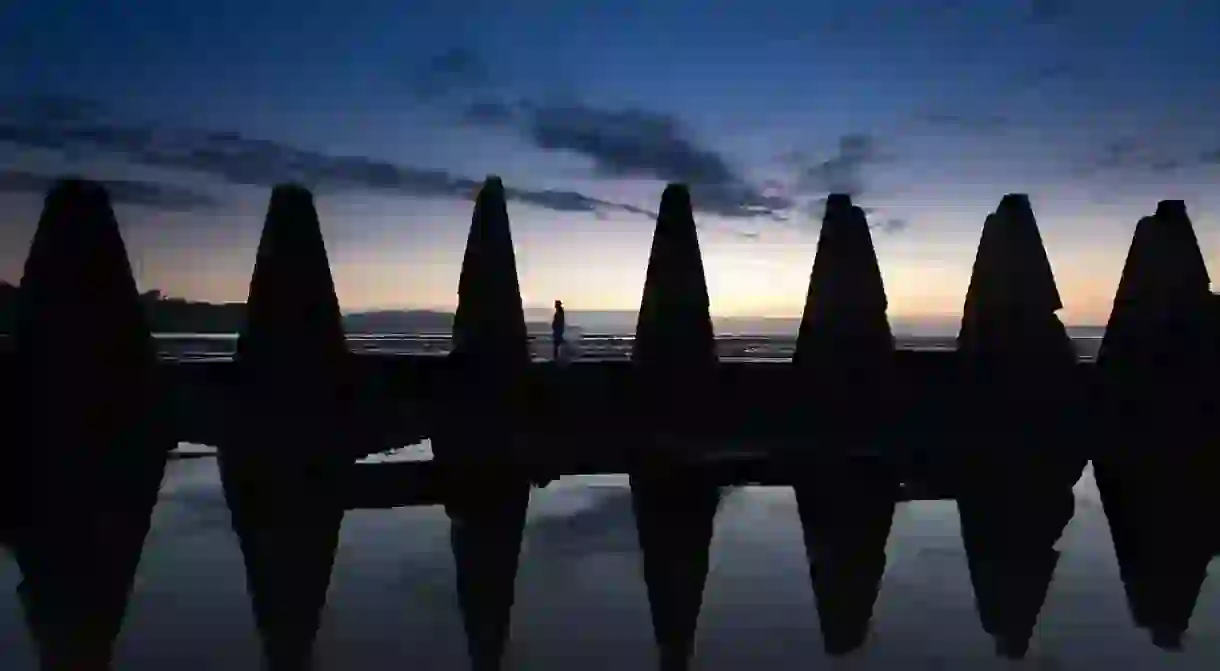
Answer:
[452,176,530,376]
[791,194,898,655]
[221,184,350,671]
[0,280,12,547]
[630,184,722,671]
[794,194,892,369]
[954,194,1082,659]
[442,176,533,671]
[1094,200,1217,650]
[10,178,171,670]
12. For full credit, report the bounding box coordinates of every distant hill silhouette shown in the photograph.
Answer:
[0,281,1112,337]
[0,283,521,335]
[0,283,246,334]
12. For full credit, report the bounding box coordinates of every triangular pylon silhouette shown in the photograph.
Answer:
[10,178,171,670]
[439,176,533,671]
[221,184,351,671]
[954,194,1082,659]
[1094,200,1217,650]
[630,184,722,671]
[791,194,898,655]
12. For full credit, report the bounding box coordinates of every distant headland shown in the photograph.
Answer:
[0,281,1112,338]
[0,282,445,335]
[0,282,563,335]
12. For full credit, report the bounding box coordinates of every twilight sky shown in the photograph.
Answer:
[1,0,1218,324]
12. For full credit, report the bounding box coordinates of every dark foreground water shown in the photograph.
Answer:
[1,443,1217,670]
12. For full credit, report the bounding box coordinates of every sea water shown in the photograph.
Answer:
[151,333,1105,363]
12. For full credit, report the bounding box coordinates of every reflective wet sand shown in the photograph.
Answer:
[2,446,1218,670]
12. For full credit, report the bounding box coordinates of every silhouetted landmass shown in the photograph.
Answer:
[954,194,1084,658]
[440,176,533,671]
[0,285,245,334]
[138,293,248,333]
[0,288,543,335]
[1093,200,1218,650]
[5,178,171,670]
[218,183,352,670]
[630,184,722,671]
[789,193,898,655]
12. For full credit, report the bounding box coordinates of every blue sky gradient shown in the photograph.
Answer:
[1,0,1218,323]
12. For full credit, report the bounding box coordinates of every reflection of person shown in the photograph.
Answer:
[551,299,565,361]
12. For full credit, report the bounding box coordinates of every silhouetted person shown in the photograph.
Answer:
[789,194,898,656]
[10,178,172,670]
[630,183,722,671]
[551,299,566,361]
[220,183,352,671]
[954,194,1083,659]
[1093,200,1217,650]
[442,176,533,671]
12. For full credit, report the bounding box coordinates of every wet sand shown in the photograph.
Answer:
[1,443,1217,670]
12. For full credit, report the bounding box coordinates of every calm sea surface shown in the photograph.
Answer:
[151,332,1106,362]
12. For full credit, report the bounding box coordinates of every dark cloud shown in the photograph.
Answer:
[0,122,164,158]
[691,185,792,220]
[877,217,910,233]
[0,169,220,212]
[0,101,655,219]
[413,49,789,219]
[525,105,737,185]
[103,178,222,211]
[503,186,657,218]
[70,125,161,153]
[771,143,911,234]
[464,101,790,219]
[735,230,761,241]
[412,47,490,101]
[1081,137,1220,176]
[792,133,880,198]
[795,196,909,236]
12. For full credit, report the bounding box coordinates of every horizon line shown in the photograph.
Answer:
[0,282,1116,327]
